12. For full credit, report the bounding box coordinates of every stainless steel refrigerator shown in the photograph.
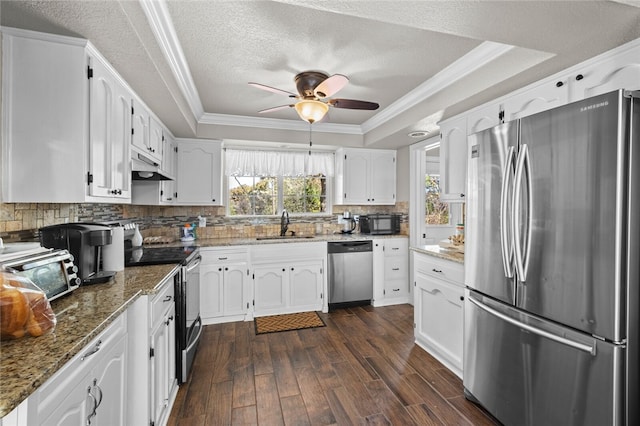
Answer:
[464,89,639,425]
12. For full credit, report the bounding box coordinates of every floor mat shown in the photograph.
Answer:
[254,311,326,334]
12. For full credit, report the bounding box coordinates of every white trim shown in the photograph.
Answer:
[0,26,88,47]
[139,0,204,120]
[362,42,514,133]
[200,112,362,134]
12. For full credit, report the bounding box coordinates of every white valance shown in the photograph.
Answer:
[225,149,334,177]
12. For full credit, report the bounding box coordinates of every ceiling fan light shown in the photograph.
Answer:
[295,100,329,123]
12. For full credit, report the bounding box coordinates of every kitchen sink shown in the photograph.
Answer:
[256,235,315,240]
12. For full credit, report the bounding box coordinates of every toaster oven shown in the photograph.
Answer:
[1,248,81,301]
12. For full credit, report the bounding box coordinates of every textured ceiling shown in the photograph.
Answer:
[2,1,640,149]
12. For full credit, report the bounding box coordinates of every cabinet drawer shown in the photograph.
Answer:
[384,240,408,256]
[414,253,464,286]
[201,247,248,265]
[151,278,175,326]
[385,257,407,280]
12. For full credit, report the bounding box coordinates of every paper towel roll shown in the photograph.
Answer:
[102,226,124,271]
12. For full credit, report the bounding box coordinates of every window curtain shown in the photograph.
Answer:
[225,149,334,177]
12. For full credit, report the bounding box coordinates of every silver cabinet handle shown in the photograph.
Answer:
[86,387,97,425]
[81,340,102,361]
[163,295,172,302]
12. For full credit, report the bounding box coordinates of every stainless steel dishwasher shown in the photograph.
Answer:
[328,240,373,309]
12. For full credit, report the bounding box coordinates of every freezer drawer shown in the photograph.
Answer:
[464,291,625,426]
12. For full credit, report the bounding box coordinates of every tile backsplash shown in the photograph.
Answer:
[0,202,409,242]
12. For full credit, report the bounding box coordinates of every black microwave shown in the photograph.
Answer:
[359,214,401,235]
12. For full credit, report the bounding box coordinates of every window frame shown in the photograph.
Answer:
[225,173,333,217]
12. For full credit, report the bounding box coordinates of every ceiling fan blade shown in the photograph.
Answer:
[314,74,349,98]
[258,104,294,114]
[328,99,379,110]
[249,82,297,98]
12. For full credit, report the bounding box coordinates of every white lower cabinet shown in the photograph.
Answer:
[372,238,410,307]
[251,242,326,316]
[127,271,178,426]
[413,252,464,378]
[33,313,128,426]
[200,247,250,324]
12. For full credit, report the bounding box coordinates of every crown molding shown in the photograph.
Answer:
[139,0,204,119]
[200,113,363,134]
[361,41,514,133]
[142,1,514,138]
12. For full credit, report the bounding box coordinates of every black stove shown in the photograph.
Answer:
[124,245,198,266]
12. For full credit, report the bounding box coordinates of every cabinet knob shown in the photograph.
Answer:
[460,296,464,301]
[575,74,584,81]
[459,193,465,198]
[291,267,294,271]
[225,267,229,271]
[218,267,222,271]
[212,199,216,202]
[556,81,564,88]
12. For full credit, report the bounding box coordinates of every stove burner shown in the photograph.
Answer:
[125,245,197,266]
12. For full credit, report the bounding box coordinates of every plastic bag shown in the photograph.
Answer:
[0,270,57,340]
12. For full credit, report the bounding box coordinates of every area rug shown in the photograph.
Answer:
[254,311,326,335]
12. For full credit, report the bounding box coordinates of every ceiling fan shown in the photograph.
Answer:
[249,71,379,123]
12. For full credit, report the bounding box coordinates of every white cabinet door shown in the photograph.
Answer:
[89,54,131,200]
[161,133,178,203]
[131,100,151,159]
[37,314,127,426]
[176,139,223,205]
[369,150,396,204]
[150,305,175,426]
[149,115,164,163]
[336,148,396,205]
[289,261,323,310]
[503,79,568,122]
[467,103,502,135]
[201,264,224,319]
[570,46,640,100]
[413,252,464,378]
[414,274,464,378]
[253,266,288,315]
[223,264,249,316]
[439,116,467,202]
[90,335,127,426]
[341,149,370,204]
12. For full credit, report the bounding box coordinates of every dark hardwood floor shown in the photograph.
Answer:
[167,304,499,425]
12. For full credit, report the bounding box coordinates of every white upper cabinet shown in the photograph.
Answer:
[503,79,568,122]
[466,102,502,136]
[176,138,223,205]
[131,100,151,159]
[88,52,132,200]
[148,115,165,163]
[1,28,132,203]
[335,148,396,205]
[438,116,467,202]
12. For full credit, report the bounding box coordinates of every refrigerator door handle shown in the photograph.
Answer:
[500,146,516,278]
[468,295,596,355]
[513,143,532,281]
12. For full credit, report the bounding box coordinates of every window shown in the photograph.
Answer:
[425,155,450,225]
[226,149,332,216]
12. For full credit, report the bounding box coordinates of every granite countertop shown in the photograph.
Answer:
[0,233,409,417]
[0,263,179,418]
[411,244,465,264]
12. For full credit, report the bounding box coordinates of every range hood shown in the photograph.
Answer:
[131,152,174,181]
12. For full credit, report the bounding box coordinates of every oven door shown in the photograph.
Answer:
[176,253,202,383]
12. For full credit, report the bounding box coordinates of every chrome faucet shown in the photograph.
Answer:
[280,209,289,236]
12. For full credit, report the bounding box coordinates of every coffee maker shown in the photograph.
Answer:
[40,223,116,285]
[341,211,357,234]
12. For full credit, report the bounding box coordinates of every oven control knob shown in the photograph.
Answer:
[67,265,78,274]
